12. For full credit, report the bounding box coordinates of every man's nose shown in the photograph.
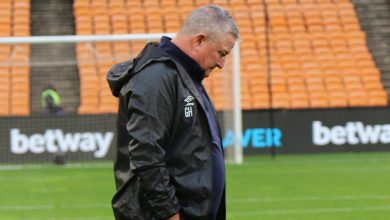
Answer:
[217,57,225,69]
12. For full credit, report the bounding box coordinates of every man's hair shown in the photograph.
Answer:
[180,5,240,40]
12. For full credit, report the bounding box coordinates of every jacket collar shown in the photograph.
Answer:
[172,59,210,114]
[130,39,210,115]
[158,36,205,83]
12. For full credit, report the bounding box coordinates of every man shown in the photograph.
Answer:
[41,83,63,115]
[107,5,239,220]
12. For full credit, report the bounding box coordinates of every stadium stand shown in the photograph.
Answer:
[71,0,388,113]
[352,0,390,96]
[28,0,79,115]
[0,0,31,116]
[1,0,388,117]
[264,0,387,110]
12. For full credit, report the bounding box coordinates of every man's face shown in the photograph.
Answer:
[196,34,236,77]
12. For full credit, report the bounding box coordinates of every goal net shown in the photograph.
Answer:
[0,34,243,164]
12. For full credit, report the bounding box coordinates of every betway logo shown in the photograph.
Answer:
[10,129,114,158]
[313,121,390,145]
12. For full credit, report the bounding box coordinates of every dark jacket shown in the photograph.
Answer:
[107,42,226,220]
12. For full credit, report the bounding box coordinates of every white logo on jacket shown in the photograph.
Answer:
[184,95,194,117]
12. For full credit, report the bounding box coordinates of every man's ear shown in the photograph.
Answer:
[193,33,207,48]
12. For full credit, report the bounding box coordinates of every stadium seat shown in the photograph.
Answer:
[195,0,210,6]
[0,21,12,36]
[213,0,229,5]
[177,0,193,6]
[126,0,142,7]
[328,90,348,108]
[70,0,388,114]
[11,104,29,116]
[290,98,310,109]
[247,0,262,5]
[272,92,290,109]
[78,104,99,114]
[0,0,32,117]
[111,15,128,34]
[93,15,110,34]
[0,73,10,116]
[309,91,329,108]
[241,92,252,110]
[0,103,10,116]
[165,14,181,33]
[252,97,271,109]
[75,16,93,35]
[348,90,369,107]
[368,90,388,106]
[290,90,309,108]
[11,88,30,116]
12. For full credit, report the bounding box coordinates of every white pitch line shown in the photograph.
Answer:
[228,166,390,175]
[0,203,109,211]
[22,217,111,220]
[54,218,110,220]
[2,155,390,171]
[228,205,390,217]
[0,163,112,171]
[0,205,54,210]
[235,156,390,166]
[0,165,27,171]
[228,195,390,203]
[2,195,389,211]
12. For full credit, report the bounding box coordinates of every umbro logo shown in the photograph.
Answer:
[184,95,194,117]
[184,95,195,106]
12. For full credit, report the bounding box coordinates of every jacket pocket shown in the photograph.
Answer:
[112,176,146,220]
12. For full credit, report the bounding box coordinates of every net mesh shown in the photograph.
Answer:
[0,38,240,164]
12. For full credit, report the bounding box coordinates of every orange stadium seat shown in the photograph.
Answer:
[0,0,32,117]
[368,90,388,107]
[75,16,93,35]
[290,90,309,108]
[126,0,142,7]
[247,0,262,5]
[328,90,348,108]
[70,0,388,113]
[111,15,128,34]
[0,73,10,115]
[177,0,193,6]
[309,91,329,108]
[272,92,290,109]
[348,90,369,107]
[195,0,210,6]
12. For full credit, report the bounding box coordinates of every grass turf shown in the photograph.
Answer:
[1,152,390,219]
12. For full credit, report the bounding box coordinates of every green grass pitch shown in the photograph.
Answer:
[1,152,390,220]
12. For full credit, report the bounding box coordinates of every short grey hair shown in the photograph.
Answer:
[180,5,240,40]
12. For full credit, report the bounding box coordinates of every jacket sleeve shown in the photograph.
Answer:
[124,62,179,219]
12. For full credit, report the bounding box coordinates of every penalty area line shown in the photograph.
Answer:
[228,205,390,217]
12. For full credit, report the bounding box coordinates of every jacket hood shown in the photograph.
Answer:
[106,42,173,97]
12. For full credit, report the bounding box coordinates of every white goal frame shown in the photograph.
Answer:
[0,33,243,164]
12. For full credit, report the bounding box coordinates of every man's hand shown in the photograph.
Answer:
[167,213,180,220]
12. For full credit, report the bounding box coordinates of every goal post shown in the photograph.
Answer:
[0,33,243,164]
[232,43,243,164]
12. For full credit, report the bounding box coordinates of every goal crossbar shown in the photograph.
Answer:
[0,33,176,44]
[0,33,243,164]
